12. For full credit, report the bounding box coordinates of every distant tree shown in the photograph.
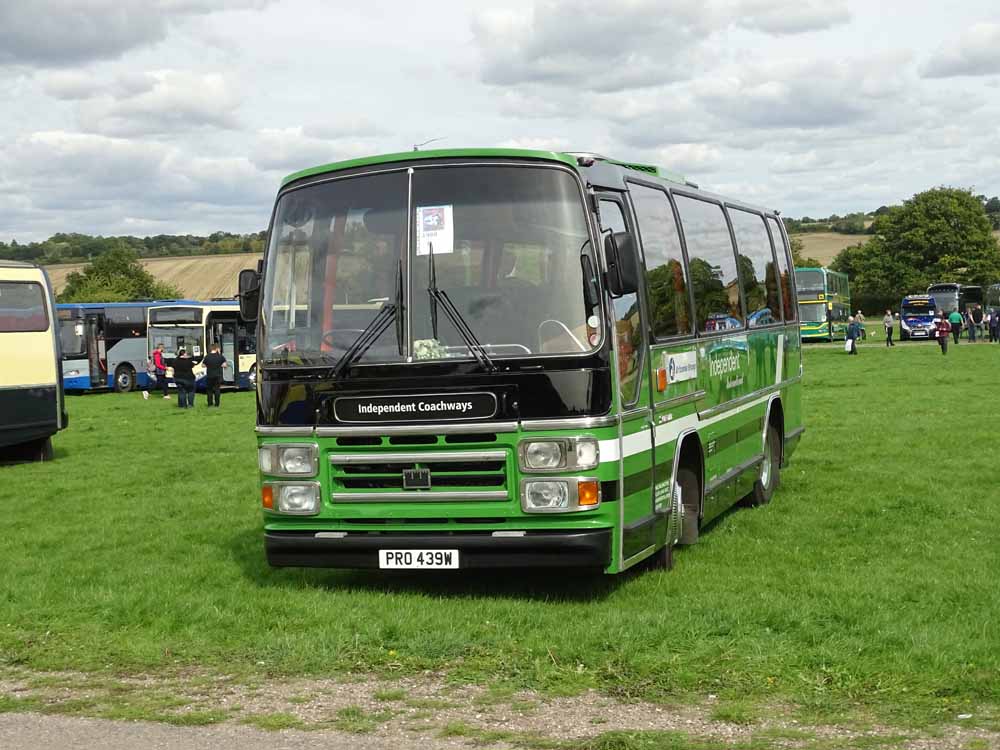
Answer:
[874,205,892,216]
[830,187,1000,312]
[984,197,1000,214]
[831,212,866,234]
[58,245,182,302]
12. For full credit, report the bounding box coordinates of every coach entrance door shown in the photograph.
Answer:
[206,311,238,385]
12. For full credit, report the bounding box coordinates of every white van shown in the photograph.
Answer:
[0,261,67,461]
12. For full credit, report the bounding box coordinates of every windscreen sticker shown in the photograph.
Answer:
[416,205,454,256]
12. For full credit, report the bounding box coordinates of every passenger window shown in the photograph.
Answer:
[767,217,796,322]
[629,184,692,338]
[674,195,743,332]
[0,282,48,333]
[599,199,642,406]
[729,208,781,326]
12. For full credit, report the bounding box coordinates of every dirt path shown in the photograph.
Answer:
[1,668,996,749]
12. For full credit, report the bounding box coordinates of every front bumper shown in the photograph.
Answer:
[265,528,613,570]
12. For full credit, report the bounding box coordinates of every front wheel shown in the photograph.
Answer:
[744,423,781,507]
[114,365,135,392]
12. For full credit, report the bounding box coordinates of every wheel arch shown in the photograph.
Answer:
[671,428,705,519]
[763,394,785,465]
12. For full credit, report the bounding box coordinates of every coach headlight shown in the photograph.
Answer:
[258,444,318,476]
[518,438,599,472]
[521,478,601,513]
[265,482,321,515]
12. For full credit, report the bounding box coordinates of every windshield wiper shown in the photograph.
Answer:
[330,259,402,379]
[427,242,496,372]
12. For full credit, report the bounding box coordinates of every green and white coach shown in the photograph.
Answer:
[239,149,804,574]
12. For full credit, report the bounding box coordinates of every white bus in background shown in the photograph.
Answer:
[146,301,257,389]
[0,261,66,461]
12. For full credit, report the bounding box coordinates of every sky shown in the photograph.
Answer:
[1,0,999,242]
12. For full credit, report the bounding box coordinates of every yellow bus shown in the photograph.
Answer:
[0,261,67,461]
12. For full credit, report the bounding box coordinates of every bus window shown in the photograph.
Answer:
[629,183,692,338]
[767,217,796,321]
[729,208,781,326]
[0,282,48,333]
[600,199,642,406]
[674,195,742,332]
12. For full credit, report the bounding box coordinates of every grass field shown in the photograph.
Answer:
[1,342,999,734]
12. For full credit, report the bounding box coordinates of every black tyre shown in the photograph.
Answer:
[651,537,674,570]
[676,466,700,546]
[745,423,781,507]
[248,364,257,389]
[114,365,135,393]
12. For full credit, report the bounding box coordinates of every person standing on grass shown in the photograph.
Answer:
[856,310,866,340]
[935,311,951,355]
[171,348,196,408]
[152,343,169,399]
[883,309,895,347]
[990,309,1000,343]
[846,316,861,355]
[201,343,229,408]
[971,304,984,342]
[948,309,963,344]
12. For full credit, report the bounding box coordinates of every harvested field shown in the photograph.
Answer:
[46,253,262,299]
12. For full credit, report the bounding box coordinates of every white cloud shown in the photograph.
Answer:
[922,23,1000,78]
[0,0,273,67]
[737,0,851,34]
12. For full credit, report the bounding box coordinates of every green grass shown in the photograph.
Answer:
[1,342,1000,728]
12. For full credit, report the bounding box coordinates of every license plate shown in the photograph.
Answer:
[378,549,459,569]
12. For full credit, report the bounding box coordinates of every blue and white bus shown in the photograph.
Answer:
[899,294,937,341]
[56,301,180,392]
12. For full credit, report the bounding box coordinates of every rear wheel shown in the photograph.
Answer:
[114,365,135,392]
[745,423,781,507]
[676,466,700,545]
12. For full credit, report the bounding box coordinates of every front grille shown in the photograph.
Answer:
[329,450,510,502]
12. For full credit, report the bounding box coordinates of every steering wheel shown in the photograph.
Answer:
[321,329,365,350]
[538,319,587,352]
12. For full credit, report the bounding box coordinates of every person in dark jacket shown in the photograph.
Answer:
[171,349,197,408]
[201,344,229,407]
[846,316,861,355]
[935,311,951,355]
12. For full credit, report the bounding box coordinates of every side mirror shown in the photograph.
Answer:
[238,268,261,322]
[603,231,640,297]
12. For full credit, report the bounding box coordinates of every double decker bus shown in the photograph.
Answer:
[56,301,170,392]
[1,261,66,461]
[794,267,849,341]
[899,294,937,341]
[242,148,804,575]
[147,301,257,389]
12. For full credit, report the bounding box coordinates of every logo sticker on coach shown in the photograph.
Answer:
[706,336,748,389]
[662,350,697,384]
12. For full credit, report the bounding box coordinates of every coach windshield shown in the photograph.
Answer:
[260,164,600,367]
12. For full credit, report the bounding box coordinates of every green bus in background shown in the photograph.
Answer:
[794,267,850,341]
[239,149,804,575]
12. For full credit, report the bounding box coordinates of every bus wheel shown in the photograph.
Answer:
[248,364,257,389]
[676,466,700,545]
[114,365,135,393]
[746,423,781,507]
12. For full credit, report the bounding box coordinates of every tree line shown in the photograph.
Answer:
[0,231,266,266]
[821,188,1000,314]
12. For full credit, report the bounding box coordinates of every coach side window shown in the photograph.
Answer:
[767,216,796,321]
[729,208,781,327]
[674,195,743,333]
[599,198,643,407]
[629,183,692,339]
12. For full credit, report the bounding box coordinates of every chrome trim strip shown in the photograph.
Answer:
[331,450,506,465]
[705,454,763,495]
[698,377,801,420]
[316,421,518,437]
[519,415,617,431]
[257,426,314,437]
[620,407,647,421]
[622,544,656,569]
[330,490,509,502]
[654,389,705,409]
[784,426,805,442]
